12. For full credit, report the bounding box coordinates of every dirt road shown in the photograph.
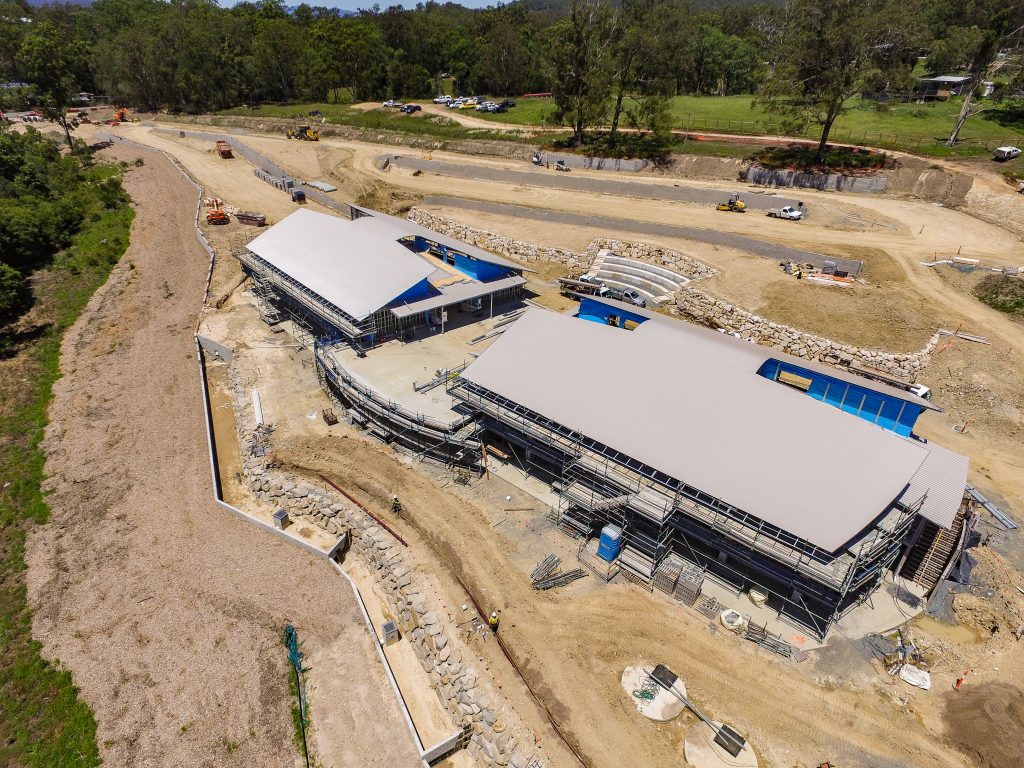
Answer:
[25,142,419,767]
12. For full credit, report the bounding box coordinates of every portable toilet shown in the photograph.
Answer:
[597,524,623,561]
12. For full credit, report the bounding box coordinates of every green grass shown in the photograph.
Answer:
[462,93,1024,154]
[974,273,1024,317]
[0,160,134,768]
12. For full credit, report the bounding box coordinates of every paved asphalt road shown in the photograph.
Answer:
[387,154,803,211]
[422,195,864,277]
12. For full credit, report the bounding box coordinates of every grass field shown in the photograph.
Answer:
[219,94,1024,159]
[1,158,133,768]
[461,94,1024,154]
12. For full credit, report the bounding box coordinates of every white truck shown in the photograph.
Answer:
[766,206,803,220]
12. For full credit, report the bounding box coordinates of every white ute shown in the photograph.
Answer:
[767,206,803,221]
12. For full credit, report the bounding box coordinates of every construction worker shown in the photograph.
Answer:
[391,495,402,515]
[488,611,500,633]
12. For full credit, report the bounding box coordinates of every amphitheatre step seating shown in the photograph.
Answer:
[589,251,690,303]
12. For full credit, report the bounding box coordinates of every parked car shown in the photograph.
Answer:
[447,99,465,109]
[433,95,452,104]
[383,99,403,108]
[459,99,478,109]
[491,104,507,113]
[308,109,323,117]
[609,287,646,307]
[766,206,803,220]
[993,146,1021,161]
[499,99,517,108]
[401,104,422,114]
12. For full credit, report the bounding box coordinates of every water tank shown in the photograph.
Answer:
[597,524,623,562]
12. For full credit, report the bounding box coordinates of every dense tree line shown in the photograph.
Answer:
[0,0,1021,152]
[0,127,130,322]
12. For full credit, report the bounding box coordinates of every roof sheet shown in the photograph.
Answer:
[350,206,533,273]
[595,296,937,411]
[245,209,435,321]
[390,275,527,318]
[899,440,970,529]
[461,309,931,551]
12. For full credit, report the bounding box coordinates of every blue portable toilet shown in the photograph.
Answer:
[597,524,623,562]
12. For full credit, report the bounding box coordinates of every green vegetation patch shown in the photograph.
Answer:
[974,274,1024,317]
[1,128,135,768]
[752,145,893,173]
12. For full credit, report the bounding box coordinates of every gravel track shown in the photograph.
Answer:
[388,154,801,211]
[423,195,864,275]
[24,141,418,768]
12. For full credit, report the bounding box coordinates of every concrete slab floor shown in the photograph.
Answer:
[325,309,520,423]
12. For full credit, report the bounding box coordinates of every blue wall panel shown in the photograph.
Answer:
[577,298,650,329]
[453,253,511,282]
[393,277,434,304]
[757,358,922,435]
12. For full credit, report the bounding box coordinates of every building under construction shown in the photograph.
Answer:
[237,210,971,640]
[448,299,970,638]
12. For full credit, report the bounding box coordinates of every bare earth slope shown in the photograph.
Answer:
[24,143,418,767]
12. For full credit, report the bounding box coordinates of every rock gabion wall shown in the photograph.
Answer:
[676,287,940,379]
[408,208,592,272]
[407,208,716,281]
[226,366,542,768]
[586,238,717,279]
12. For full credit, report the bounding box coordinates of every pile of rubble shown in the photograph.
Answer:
[676,287,939,379]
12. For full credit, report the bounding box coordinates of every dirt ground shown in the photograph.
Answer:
[60,120,1024,768]
[24,141,420,768]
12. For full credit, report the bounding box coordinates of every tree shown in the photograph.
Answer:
[930,1,1024,146]
[758,0,919,159]
[17,24,82,147]
[607,0,676,143]
[546,0,618,147]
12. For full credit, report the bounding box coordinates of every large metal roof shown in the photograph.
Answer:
[596,296,938,412]
[349,205,533,273]
[245,209,435,321]
[898,440,970,529]
[461,308,936,551]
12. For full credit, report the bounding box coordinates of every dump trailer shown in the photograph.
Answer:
[235,211,267,227]
[215,141,233,159]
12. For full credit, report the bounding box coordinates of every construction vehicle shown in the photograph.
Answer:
[554,159,570,172]
[215,140,233,159]
[716,194,746,212]
[206,206,229,225]
[113,108,139,122]
[286,125,320,141]
[766,205,803,220]
[235,211,267,227]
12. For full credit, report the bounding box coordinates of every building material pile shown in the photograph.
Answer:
[530,554,585,590]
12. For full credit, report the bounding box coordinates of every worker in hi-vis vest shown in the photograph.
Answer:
[488,611,500,633]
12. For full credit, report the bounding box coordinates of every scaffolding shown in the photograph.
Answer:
[314,342,482,466]
[451,377,921,639]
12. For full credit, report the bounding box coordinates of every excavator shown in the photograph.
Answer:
[112,108,139,123]
[286,125,320,141]
[206,204,229,225]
